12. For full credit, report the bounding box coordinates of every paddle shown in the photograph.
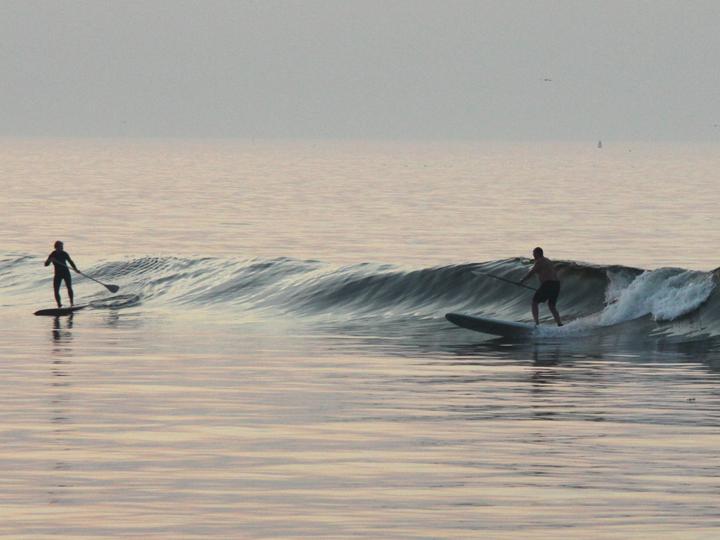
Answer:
[472,271,537,291]
[52,260,120,293]
[474,270,621,306]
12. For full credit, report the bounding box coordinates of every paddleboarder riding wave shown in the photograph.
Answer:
[44,241,79,308]
[519,246,563,327]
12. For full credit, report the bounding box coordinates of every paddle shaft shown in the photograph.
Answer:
[475,271,537,291]
[51,260,119,292]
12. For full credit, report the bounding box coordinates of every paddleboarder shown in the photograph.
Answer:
[519,247,563,327]
[44,241,80,308]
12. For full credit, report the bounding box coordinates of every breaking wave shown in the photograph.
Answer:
[8,254,720,342]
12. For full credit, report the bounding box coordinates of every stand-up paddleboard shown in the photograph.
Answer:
[445,312,536,338]
[34,305,88,317]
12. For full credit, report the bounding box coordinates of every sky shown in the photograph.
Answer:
[2,0,719,140]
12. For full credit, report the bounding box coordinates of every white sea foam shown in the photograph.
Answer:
[599,268,715,325]
[534,268,715,339]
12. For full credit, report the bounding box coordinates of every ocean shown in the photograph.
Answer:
[2,138,720,538]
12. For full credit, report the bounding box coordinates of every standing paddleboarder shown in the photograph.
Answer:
[44,241,80,308]
[519,246,563,327]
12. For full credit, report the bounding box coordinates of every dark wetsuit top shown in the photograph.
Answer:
[47,251,75,280]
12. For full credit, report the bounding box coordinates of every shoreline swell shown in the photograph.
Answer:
[7,254,719,343]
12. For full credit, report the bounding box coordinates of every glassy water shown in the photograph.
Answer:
[1,139,720,538]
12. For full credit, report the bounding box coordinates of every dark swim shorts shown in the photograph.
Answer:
[533,280,560,304]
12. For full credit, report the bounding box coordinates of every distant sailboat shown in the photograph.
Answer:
[597,140,603,149]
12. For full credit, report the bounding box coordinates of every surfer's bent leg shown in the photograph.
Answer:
[532,281,562,326]
[531,285,547,325]
[547,282,562,326]
[549,300,562,326]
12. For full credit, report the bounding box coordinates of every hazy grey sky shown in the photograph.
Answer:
[2,1,719,140]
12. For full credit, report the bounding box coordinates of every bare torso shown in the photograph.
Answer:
[533,257,558,283]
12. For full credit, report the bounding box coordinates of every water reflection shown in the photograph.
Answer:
[51,313,74,345]
[342,319,720,376]
[48,315,74,505]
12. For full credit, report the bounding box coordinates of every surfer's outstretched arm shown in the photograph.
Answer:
[66,255,79,272]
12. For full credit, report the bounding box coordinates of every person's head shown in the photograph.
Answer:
[532,246,544,260]
[54,240,64,251]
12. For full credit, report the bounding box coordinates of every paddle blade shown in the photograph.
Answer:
[106,284,120,293]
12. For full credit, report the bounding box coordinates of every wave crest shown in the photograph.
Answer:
[13,254,719,340]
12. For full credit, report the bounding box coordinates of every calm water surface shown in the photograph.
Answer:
[2,138,719,268]
[1,139,720,538]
